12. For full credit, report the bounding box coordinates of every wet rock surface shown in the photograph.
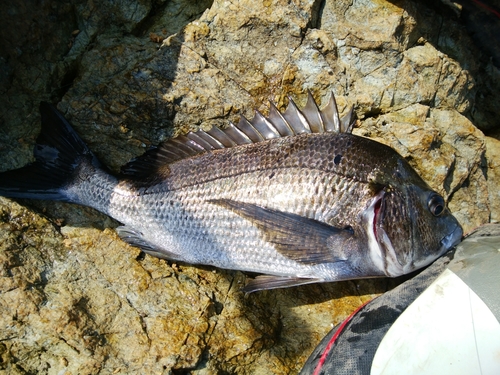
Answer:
[0,0,498,373]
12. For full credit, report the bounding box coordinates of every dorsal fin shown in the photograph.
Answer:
[121,91,355,177]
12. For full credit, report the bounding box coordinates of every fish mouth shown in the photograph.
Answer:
[439,223,463,254]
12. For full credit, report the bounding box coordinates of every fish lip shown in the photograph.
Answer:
[439,223,463,254]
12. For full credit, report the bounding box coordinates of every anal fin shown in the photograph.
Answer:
[242,275,321,293]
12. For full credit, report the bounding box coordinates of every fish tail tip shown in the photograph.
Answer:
[0,103,96,201]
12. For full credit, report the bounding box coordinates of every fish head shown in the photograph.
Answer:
[365,162,463,277]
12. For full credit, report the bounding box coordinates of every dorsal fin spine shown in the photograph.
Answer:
[184,137,207,153]
[186,132,215,151]
[120,91,355,174]
[207,126,237,147]
[268,102,295,136]
[341,106,355,133]
[301,90,325,133]
[225,122,253,144]
[237,116,265,142]
[164,142,191,158]
[321,92,341,133]
[282,97,311,134]
[169,137,200,155]
[250,110,280,139]
[194,130,225,149]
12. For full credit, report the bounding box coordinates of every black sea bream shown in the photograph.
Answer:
[0,93,463,292]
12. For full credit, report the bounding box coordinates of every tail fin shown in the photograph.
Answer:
[0,102,98,201]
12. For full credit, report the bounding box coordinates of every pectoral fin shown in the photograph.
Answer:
[210,199,354,264]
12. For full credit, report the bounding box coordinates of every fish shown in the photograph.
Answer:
[0,92,463,292]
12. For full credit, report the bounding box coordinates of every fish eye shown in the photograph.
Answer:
[428,193,445,216]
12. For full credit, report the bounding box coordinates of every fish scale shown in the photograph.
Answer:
[105,146,369,277]
[129,134,380,224]
[0,93,463,292]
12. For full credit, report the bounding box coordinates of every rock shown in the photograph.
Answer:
[0,0,498,374]
[485,136,500,223]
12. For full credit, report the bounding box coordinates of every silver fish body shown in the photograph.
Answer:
[0,93,463,292]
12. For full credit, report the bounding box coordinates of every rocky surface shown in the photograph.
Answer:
[0,0,498,374]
